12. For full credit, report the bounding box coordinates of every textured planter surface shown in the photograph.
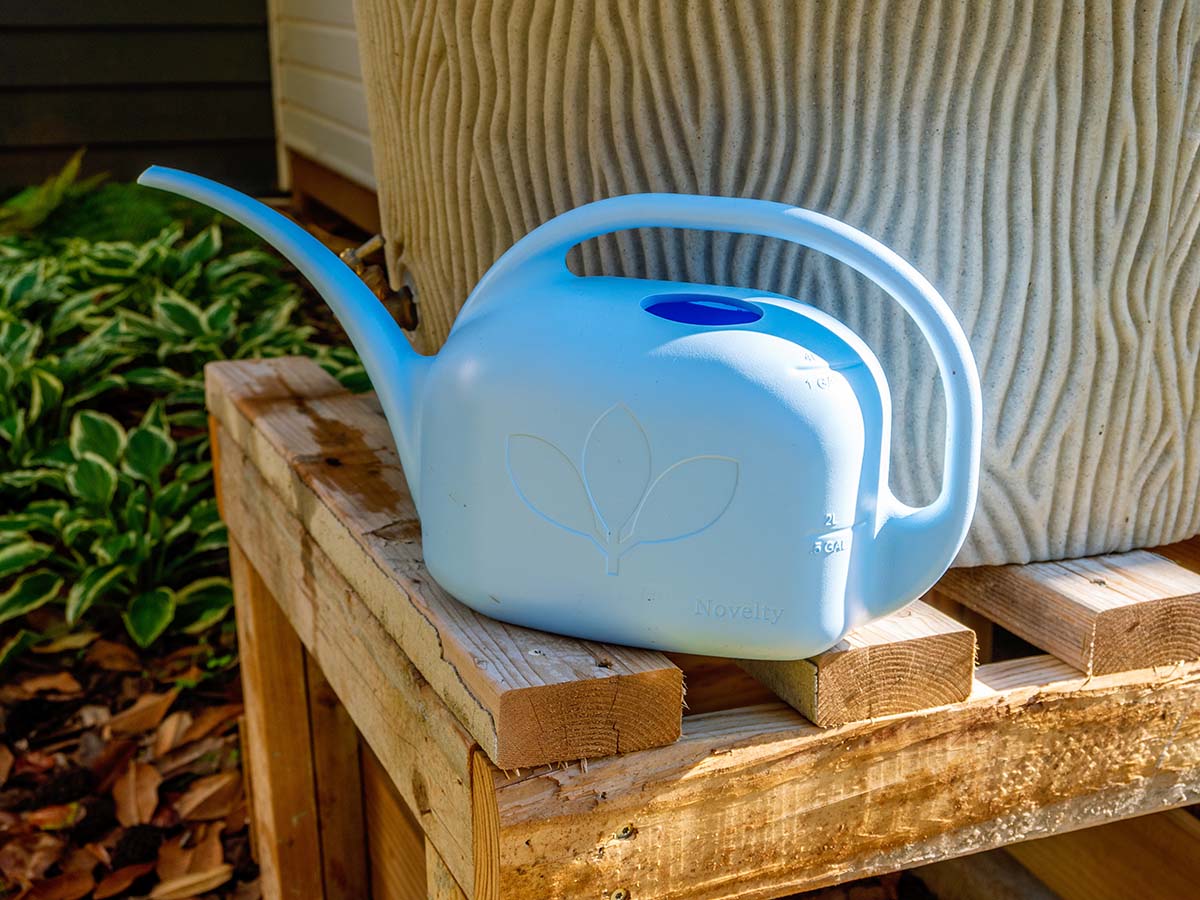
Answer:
[355,0,1200,566]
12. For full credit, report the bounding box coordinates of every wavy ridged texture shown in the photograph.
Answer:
[353,0,1200,566]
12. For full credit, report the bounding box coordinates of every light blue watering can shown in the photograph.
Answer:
[140,167,981,659]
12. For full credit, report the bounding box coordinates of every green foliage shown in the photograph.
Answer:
[0,156,365,663]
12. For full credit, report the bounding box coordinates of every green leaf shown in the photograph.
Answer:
[123,587,175,647]
[123,367,185,391]
[123,425,175,484]
[0,629,39,670]
[175,576,234,634]
[67,564,127,624]
[28,368,64,423]
[0,571,63,626]
[155,290,206,336]
[67,452,119,506]
[0,539,52,579]
[180,224,222,270]
[69,410,126,463]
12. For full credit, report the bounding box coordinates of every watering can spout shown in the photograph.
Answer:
[137,166,428,503]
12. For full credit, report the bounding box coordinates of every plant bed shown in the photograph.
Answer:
[0,154,365,899]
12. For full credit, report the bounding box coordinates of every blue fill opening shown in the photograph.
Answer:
[642,293,764,326]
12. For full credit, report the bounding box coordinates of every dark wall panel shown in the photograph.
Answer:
[0,30,271,86]
[1,1,277,195]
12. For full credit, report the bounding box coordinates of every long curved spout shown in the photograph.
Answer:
[138,166,427,502]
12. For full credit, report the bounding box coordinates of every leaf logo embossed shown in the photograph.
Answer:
[507,405,739,573]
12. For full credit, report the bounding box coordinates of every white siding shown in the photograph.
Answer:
[270,0,374,189]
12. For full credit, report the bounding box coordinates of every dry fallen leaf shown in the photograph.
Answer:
[89,738,138,793]
[191,823,224,872]
[154,710,194,757]
[155,833,194,882]
[112,760,162,827]
[85,640,141,672]
[108,689,179,736]
[93,861,156,899]
[31,630,99,654]
[59,845,99,874]
[19,672,83,695]
[150,863,234,899]
[23,869,94,900]
[180,704,243,744]
[0,832,65,886]
[24,802,85,831]
[174,771,241,821]
[0,744,13,785]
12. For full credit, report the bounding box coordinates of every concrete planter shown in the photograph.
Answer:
[355,0,1200,565]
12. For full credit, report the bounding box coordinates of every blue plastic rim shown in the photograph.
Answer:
[642,293,764,326]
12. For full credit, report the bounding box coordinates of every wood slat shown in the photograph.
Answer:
[938,549,1200,674]
[914,849,1059,900]
[207,357,684,770]
[1006,808,1200,900]
[229,541,325,900]
[362,746,427,900]
[279,106,376,190]
[472,656,1200,899]
[216,428,477,890]
[304,655,369,900]
[277,21,362,78]
[738,600,976,726]
[288,151,381,233]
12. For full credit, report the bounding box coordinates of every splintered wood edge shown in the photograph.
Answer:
[483,658,1200,899]
[939,548,1200,675]
[738,601,976,726]
[206,358,684,768]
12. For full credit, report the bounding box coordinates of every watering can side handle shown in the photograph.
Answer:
[459,194,981,608]
[136,167,429,501]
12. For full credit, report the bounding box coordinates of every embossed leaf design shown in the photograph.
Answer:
[628,456,739,543]
[507,434,597,535]
[582,404,651,536]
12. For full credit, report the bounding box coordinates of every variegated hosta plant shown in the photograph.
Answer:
[0,162,363,663]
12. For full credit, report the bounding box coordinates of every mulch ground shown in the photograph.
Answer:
[0,623,258,900]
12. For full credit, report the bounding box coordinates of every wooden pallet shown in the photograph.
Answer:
[209,357,1200,900]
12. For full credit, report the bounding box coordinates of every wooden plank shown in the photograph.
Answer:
[0,86,274,146]
[1006,808,1200,900]
[426,839,468,900]
[0,0,267,25]
[0,30,270,87]
[216,428,477,891]
[471,656,1200,899]
[280,107,376,190]
[207,358,683,769]
[362,745,427,900]
[938,549,1200,674]
[738,601,976,726]
[288,151,381,232]
[229,540,325,900]
[304,654,369,900]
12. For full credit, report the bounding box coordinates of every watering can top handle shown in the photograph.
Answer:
[462,192,982,531]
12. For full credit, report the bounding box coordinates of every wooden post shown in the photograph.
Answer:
[938,549,1200,674]
[229,540,325,900]
[738,600,976,726]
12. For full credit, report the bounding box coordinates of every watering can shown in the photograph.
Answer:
[139,167,981,660]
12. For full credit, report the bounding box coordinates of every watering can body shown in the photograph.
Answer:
[139,168,982,660]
